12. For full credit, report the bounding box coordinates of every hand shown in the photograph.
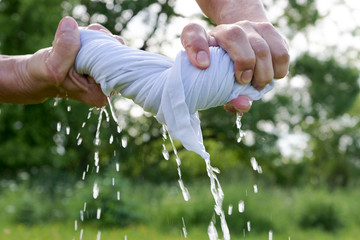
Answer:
[181,21,289,114]
[23,17,123,107]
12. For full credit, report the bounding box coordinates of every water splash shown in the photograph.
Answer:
[56,122,61,132]
[238,200,245,213]
[117,191,121,200]
[182,217,188,238]
[208,221,219,240]
[93,182,99,199]
[94,151,100,166]
[250,157,262,174]
[253,184,258,194]
[66,126,70,135]
[162,144,170,160]
[79,228,84,240]
[163,125,191,202]
[205,158,230,240]
[96,231,101,240]
[228,205,233,215]
[247,221,251,231]
[97,208,101,219]
[269,230,273,240]
[236,113,246,143]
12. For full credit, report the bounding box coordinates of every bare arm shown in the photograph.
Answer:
[196,0,269,24]
[0,17,108,107]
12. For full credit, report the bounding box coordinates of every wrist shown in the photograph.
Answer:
[197,0,269,24]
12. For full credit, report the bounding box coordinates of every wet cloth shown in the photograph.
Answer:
[75,29,274,159]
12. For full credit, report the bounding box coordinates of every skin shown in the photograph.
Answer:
[181,0,290,114]
[0,17,123,107]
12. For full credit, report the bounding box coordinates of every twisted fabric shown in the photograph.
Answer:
[75,29,274,159]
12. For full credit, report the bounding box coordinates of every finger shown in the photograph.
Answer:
[87,24,125,45]
[87,23,112,34]
[48,16,80,85]
[181,23,210,69]
[210,25,255,84]
[63,69,107,107]
[225,95,252,113]
[255,23,290,79]
[248,34,274,90]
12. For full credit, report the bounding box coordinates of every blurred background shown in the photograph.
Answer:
[0,0,360,239]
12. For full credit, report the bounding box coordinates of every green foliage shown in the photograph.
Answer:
[299,198,343,232]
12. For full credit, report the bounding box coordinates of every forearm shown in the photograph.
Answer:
[196,0,269,24]
[0,54,55,104]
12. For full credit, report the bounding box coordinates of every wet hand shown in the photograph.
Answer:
[180,21,289,114]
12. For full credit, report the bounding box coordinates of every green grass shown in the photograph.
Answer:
[2,179,360,239]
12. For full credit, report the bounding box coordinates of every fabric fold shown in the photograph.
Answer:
[75,29,274,158]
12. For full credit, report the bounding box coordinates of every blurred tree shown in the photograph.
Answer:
[0,0,359,191]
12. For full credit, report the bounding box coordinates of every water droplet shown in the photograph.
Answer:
[117,191,120,200]
[228,205,233,215]
[175,157,181,166]
[178,180,190,201]
[116,163,120,172]
[236,113,246,143]
[77,138,83,146]
[74,220,78,231]
[93,183,99,199]
[96,166,100,173]
[66,126,70,135]
[79,229,84,240]
[121,137,127,148]
[96,231,101,240]
[253,184,258,194]
[161,125,168,140]
[250,157,262,173]
[86,164,89,172]
[83,202,87,212]
[81,122,86,128]
[112,177,115,186]
[182,217,188,238]
[208,221,218,240]
[56,122,61,132]
[82,171,86,180]
[96,208,101,219]
[238,200,245,213]
[109,134,114,144]
[94,151,99,166]
[162,144,169,160]
[247,221,251,231]
[269,230,273,240]
[80,210,84,221]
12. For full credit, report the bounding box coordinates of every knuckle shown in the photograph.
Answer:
[222,25,246,42]
[274,49,290,65]
[181,24,207,49]
[251,39,270,58]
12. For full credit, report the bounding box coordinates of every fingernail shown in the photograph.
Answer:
[60,17,76,31]
[196,51,210,67]
[241,69,253,83]
[235,71,243,82]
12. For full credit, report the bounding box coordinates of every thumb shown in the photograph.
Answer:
[47,17,80,85]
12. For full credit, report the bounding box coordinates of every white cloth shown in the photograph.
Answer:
[75,30,274,159]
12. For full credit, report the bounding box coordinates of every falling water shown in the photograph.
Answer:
[236,113,246,143]
[93,182,99,199]
[204,157,230,240]
[162,125,191,202]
